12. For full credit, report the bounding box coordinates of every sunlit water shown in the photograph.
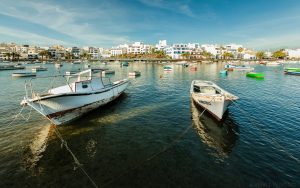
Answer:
[0,62,299,187]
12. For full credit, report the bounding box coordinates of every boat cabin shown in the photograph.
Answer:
[49,69,105,94]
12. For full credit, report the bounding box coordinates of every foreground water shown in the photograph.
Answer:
[0,62,299,187]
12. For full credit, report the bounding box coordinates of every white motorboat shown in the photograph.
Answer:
[128,71,141,76]
[266,62,281,66]
[21,69,129,125]
[32,66,47,72]
[55,63,63,68]
[190,80,239,121]
[102,70,115,75]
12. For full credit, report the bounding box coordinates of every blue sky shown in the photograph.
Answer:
[0,0,300,50]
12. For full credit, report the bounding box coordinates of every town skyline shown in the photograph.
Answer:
[1,0,300,50]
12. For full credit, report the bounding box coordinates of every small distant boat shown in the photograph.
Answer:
[72,61,81,64]
[12,72,36,77]
[233,66,254,71]
[164,65,173,71]
[55,63,63,68]
[190,80,239,121]
[190,65,197,71]
[266,62,281,66]
[102,70,115,75]
[246,72,264,79]
[0,65,25,70]
[259,61,267,65]
[219,70,227,75]
[92,68,108,73]
[129,71,141,76]
[66,69,81,76]
[285,71,300,76]
[284,68,300,72]
[102,62,108,65]
[32,66,47,72]
[21,69,129,125]
[121,62,129,66]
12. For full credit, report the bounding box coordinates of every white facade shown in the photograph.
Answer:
[285,49,300,58]
[165,43,191,59]
[155,40,168,50]
[88,47,100,59]
[201,44,221,58]
[243,53,256,59]
[110,48,126,56]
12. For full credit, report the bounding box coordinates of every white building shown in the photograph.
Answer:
[155,40,168,50]
[88,47,100,59]
[285,49,300,58]
[71,47,81,59]
[165,43,191,59]
[201,44,221,58]
[110,48,126,56]
[187,43,200,49]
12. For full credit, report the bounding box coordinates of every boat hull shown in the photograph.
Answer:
[191,93,232,121]
[24,80,129,125]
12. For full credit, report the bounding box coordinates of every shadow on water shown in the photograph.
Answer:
[190,100,239,157]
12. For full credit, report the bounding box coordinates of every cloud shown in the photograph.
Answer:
[137,0,196,18]
[244,34,300,50]
[0,0,131,47]
[0,26,75,46]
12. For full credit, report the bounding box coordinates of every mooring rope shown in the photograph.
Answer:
[53,127,99,188]
[103,103,208,187]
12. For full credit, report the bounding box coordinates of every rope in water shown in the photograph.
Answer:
[53,127,99,188]
[34,92,99,188]
[102,103,207,187]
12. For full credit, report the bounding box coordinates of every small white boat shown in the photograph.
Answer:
[84,64,91,69]
[72,61,81,64]
[55,63,63,68]
[32,66,47,72]
[128,71,141,76]
[12,72,36,77]
[0,65,25,70]
[102,70,115,75]
[232,66,254,71]
[65,69,81,76]
[21,69,129,125]
[190,80,239,121]
[163,65,173,71]
[266,62,281,66]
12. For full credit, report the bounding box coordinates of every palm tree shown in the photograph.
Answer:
[38,50,48,60]
[65,52,72,60]
[223,52,234,59]
[181,52,191,59]
[256,51,265,59]
[5,52,11,60]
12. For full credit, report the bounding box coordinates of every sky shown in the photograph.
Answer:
[0,0,300,50]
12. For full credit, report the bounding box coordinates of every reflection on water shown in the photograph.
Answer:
[22,124,53,173]
[190,100,239,157]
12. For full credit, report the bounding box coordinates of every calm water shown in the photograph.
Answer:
[0,62,299,187]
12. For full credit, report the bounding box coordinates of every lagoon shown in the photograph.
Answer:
[0,62,299,187]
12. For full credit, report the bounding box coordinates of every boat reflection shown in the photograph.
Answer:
[190,100,239,157]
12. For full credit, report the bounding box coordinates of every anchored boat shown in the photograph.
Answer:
[246,72,264,79]
[128,71,141,76]
[21,69,129,125]
[190,80,239,121]
[12,72,36,77]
